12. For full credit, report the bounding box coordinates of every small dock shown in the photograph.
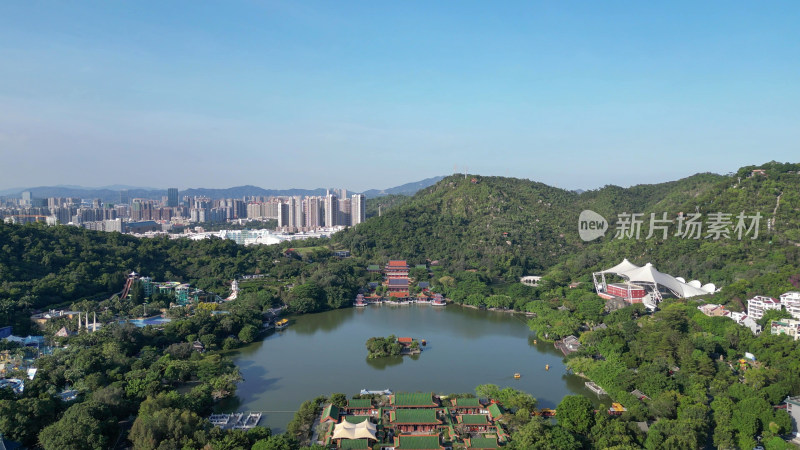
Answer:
[585,381,607,396]
[209,412,262,430]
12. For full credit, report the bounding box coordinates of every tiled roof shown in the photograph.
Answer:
[453,397,481,407]
[390,409,439,424]
[339,439,370,449]
[392,392,437,407]
[395,435,441,449]
[458,414,489,425]
[344,415,369,424]
[347,398,373,409]
[322,404,340,421]
[388,279,409,286]
[487,403,503,419]
[465,437,498,449]
[388,260,408,267]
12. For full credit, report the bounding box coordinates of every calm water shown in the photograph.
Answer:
[223,304,606,432]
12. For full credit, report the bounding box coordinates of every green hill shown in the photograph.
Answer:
[334,161,800,300]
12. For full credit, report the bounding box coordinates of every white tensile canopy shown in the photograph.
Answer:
[332,420,377,441]
[618,263,708,298]
[594,260,714,301]
[599,258,641,275]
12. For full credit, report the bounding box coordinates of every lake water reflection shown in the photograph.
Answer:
[224,304,606,432]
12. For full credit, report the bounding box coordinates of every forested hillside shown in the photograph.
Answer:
[567,162,800,305]
[335,175,581,280]
[0,225,366,333]
[2,161,798,330]
[335,161,800,305]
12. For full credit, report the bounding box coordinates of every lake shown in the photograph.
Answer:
[223,304,606,432]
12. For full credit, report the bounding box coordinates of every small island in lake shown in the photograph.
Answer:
[365,334,423,359]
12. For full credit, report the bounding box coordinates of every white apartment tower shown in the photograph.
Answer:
[747,295,782,320]
[324,194,339,227]
[351,194,366,226]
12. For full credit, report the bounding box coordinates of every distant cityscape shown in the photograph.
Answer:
[0,187,366,236]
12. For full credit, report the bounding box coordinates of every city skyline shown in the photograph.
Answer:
[1,1,798,191]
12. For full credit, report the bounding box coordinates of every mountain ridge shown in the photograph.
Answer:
[0,176,447,202]
[334,162,800,299]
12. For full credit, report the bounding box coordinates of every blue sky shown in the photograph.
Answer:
[1,1,798,191]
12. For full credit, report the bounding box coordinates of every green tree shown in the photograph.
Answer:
[329,393,347,409]
[252,434,298,450]
[557,395,595,435]
[129,406,207,450]
[38,402,115,450]
[238,324,259,344]
[0,396,58,446]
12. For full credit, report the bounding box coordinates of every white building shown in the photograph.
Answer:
[787,396,800,438]
[324,194,339,227]
[351,194,366,226]
[771,318,800,341]
[780,292,800,319]
[747,296,782,320]
[728,311,762,335]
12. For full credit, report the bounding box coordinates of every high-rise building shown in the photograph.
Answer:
[324,194,339,227]
[286,197,296,228]
[277,203,290,228]
[120,190,130,205]
[351,194,366,226]
[21,191,32,207]
[130,200,143,221]
[304,197,321,228]
[167,188,179,207]
[338,198,351,226]
[289,197,306,228]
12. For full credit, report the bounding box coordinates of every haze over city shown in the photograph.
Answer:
[2,1,798,191]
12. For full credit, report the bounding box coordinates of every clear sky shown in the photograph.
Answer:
[1,1,798,192]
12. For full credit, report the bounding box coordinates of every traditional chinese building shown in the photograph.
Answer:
[389,409,441,433]
[451,397,482,414]
[387,278,410,297]
[457,414,491,432]
[391,392,439,408]
[321,404,341,423]
[385,260,409,278]
[464,437,499,450]
[393,435,443,450]
[344,398,374,416]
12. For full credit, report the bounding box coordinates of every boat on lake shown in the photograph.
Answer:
[275,318,289,330]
